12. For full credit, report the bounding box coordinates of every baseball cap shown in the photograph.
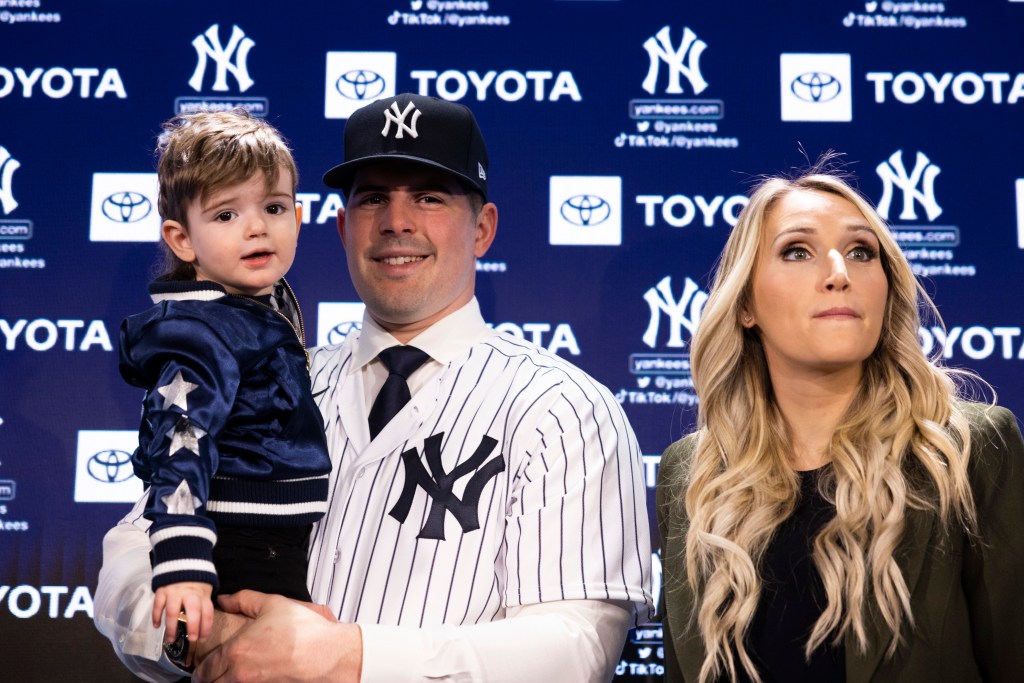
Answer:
[323,93,489,199]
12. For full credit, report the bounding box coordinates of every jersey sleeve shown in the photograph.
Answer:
[122,314,243,592]
[501,371,654,622]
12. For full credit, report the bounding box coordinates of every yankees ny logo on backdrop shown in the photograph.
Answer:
[190,24,255,93]
[389,432,505,540]
[0,146,21,215]
[643,25,708,95]
[643,275,708,349]
[876,149,942,222]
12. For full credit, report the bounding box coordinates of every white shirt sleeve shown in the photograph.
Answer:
[360,599,633,683]
[94,500,635,683]
[92,499,187,683]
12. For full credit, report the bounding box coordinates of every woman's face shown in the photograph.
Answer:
[743,188,889,380]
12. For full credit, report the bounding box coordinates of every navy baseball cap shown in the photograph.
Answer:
[323,93,489,199]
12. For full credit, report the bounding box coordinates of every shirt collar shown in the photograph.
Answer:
[350,298,493,372]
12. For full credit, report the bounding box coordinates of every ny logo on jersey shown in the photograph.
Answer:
[189,24,255,93]
[0,146,21,215]
[389,432,505,540]
[642,275,708,349]
[381,101,421,139]
[642,26,709,96]
[876,150,942,222]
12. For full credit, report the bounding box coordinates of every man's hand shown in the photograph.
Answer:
[192,609,253,663]
[193,590,362,683]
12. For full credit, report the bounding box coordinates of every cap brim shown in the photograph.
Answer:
[322,153,486,199]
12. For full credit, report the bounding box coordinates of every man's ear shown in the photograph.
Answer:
[336,207,347,248]
[295,203,303,238]
[161,220,195,263]
[473,203,498,258]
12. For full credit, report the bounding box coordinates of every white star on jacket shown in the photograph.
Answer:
[157,371,199,411]
[161,480,202,515]
[166,416,206,456]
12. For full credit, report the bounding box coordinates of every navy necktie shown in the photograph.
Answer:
[368,345,430,440]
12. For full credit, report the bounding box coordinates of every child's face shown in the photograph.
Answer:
[167,168,300,296]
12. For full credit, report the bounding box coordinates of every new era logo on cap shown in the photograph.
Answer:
[323,93,489,199]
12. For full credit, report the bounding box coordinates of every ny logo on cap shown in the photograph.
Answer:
[381,101,421,139]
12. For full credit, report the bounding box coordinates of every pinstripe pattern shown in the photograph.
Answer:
[306,328,653,628]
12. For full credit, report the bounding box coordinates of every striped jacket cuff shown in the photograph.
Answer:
[208,474,329,527]
[149,524,219,592]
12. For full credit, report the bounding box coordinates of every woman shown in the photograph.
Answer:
[657,168,1024,683]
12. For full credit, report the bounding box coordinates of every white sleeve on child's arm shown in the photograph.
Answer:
[93,496,188,683]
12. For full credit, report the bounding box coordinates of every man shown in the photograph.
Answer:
[95,93,653,682]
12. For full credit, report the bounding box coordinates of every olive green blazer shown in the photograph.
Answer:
[657,403,1024,683]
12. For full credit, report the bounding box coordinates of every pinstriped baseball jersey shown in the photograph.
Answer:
[306,304,653,628]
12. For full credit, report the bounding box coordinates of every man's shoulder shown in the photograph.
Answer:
[471,334,634,427]
[480,331,611,394]
[309,339,354,369]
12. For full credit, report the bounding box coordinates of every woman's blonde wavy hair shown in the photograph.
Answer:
[680,168,978,683]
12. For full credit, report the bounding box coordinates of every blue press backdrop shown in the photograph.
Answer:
[2,1,1021,679]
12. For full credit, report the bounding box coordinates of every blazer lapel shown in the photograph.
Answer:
[846,505,934,683]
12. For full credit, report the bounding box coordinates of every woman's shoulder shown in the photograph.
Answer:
[661,431,699,467]
[658,431,701,499]
[956,400,1024,489]
[957,400,1022,442]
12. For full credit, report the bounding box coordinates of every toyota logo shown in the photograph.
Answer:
[102,191,152,223]
[560,195,611,227]
[336,70,387,100]
[87,449,135,483]
[327,321,362,345]
[790,72,842,103]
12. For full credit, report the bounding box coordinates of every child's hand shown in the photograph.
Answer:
[153,582,214,644]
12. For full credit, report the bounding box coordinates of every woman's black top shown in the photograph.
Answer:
[724,465,846,683]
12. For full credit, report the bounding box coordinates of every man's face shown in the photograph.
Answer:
[338,162,497,341]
